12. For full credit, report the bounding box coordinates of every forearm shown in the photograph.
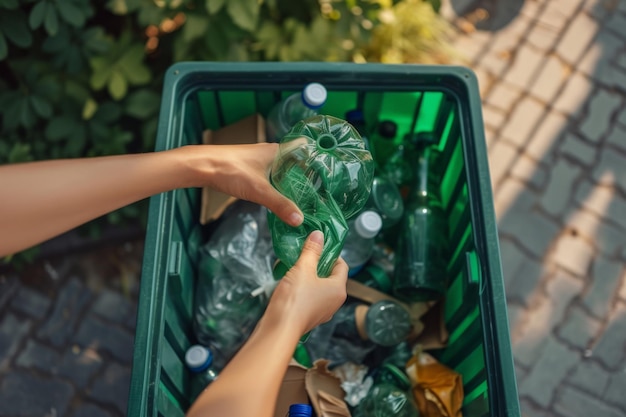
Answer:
[187,314,302,417]
[0,149,193,256]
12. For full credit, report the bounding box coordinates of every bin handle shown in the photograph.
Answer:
[464,251,484,295]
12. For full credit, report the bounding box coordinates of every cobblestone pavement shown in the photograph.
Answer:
[0,240,143,417]
[2,1,626,416]
[443,0,626,415]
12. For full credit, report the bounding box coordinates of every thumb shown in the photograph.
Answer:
[262,185,303,227]
[296,230,324,268]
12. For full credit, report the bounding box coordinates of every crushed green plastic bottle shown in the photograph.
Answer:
[268,115,375,277]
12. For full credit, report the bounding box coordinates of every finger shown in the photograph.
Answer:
[329,257,349,283]
[296,230,324,268]
[263,186,303,227]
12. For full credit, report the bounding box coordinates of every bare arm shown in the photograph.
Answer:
[187,231,348,417]
[0,143,302,257]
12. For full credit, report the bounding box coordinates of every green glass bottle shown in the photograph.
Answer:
[353,363,419,417]
[268,115,374,277]
[371,120,398,169]
[392,144,449,302]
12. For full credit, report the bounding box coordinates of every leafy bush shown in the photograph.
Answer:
[0,0,453,256]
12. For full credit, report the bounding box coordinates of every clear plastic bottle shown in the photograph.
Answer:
[288,404,313,417]
[340,210,383,277]
[366,176,404,229]
[353,364,419,417]
[185,345,219,402]
[265,83,327,142]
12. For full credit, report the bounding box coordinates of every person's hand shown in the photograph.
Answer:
[265,231,348,335]
[176,143,303,227]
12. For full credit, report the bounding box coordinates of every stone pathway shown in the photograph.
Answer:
[2,1,626,416]
[443,0,626,415]
[0,240,142,417]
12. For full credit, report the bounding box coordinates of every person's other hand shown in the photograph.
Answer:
[265,231,348,335]
[176,143,303,227]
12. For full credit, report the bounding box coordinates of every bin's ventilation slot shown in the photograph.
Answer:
[168,241,183,277]
[464,250,483,295]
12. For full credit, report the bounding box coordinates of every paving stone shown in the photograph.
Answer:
[510,155,548,190]
[484,126,496,148]
[482,104,506,130]
[519,0,543,20]
[525,111,568,162]
[0,274,19,310]
[552,72,594,118]
[574,179,626,230]
[74,315,135,364]
[16,340,62,374]
[10,286,52,320]
[536,2,570,30]
[0,370,74,416]
[529,54,568,104]
[92,289,136,329]
[567,359,610,397]
[505,257,545,306]
[514,270,584,366]
[485,81,521,112]
[0,313,32,371]
[607,67,626,92]
[618,52,626,71]
[559,133,597,166]
[579,89,621,142]
[488,139,518,186]
[604,370,626,411]
[494,176,538,218]
[606,10,626,37]
[540,158,581,217]
[453,34,488,65]
[507,302,525,336]
[519,337,580,407]
[527,23,561,52]
[70,403,113,417]
[590,152,626,206]
[499,238,529,288]
[578,30,623,82]
[499,210,560,259]
[478,49,509,78]
[501,97,545,148]
[557,304,602,349]
[503,46,545,91]
[583,0,612,20]
[618,107,626,128]
[553,233,594,277]
[583,256,624,319]
[592,301,626,368]
[38,278,92,347]
[619,269,626,301]
[556,13,600,65]
[593,216,626,257]
[57,348,103,387]
[548,0,585,19]
[555,385,623,417]
[87,362,131,415]
[519,398,555,417]
[606,124,626,154]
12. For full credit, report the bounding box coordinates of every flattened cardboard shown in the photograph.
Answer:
[200,114,266,225]
[305,360,351,417]
[275,361,309,417]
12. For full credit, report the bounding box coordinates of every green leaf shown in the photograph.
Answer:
[125,89,160,119]
[44,7,59,36]
[0,0,19,10]
[108,70,127,100]
[41,25,68,53]
[19,98,36,128]
[29,1,47,30]
[107,0,141,15]
[65,128,86,156]
[90,56,112,90]
[57,1,85,27]
[82,98,98,120]
[29,95,53,119]
[1,10,33,48]
[227,0,259,32]
[183,13,209,42]
[206,0,225,14]
[8,142,32,163]
[45,115,76,141]
[0,32,7,61]
[118,44,151,85]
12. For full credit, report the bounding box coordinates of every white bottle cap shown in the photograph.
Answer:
[355,211,383,239]
[185,345,212,372]
[302,83,327,109]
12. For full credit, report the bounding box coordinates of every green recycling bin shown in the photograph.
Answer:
[129,62,520,417]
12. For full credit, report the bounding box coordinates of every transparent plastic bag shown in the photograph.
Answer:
[193,201,277,370]
[268,115,375,277]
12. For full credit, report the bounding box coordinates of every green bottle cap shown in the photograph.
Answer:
[293,343,312,368]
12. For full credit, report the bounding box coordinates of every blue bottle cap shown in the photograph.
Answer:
[288,403,313,416]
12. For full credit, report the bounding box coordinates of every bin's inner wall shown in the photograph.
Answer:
[158,85,489,417]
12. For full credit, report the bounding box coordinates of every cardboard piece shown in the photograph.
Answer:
[275,361,309,417]
[200,114,266,225]
[274,360,350,417]
[411,300,449,350]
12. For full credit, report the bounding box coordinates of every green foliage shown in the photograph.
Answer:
[0,0,452,264]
